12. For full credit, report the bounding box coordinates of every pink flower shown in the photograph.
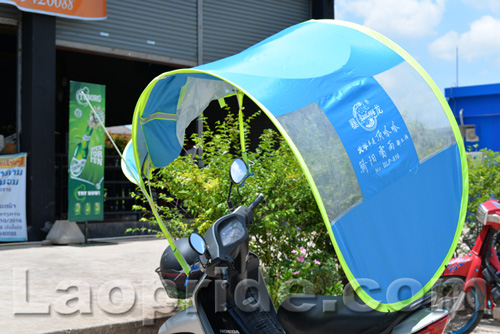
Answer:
[291,250,298,254]
[297,255,304,262]
[300,247,306,255]
[294,270,300,274]
[314,260,321,265]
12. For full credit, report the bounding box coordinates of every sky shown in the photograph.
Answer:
[335,0,500,94]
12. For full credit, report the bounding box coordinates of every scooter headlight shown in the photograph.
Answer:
[476,204,488,225]
[487,214,500,225]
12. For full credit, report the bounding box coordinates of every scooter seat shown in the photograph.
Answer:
[277,295,407,334]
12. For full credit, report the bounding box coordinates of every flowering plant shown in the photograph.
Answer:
[264,244,344,307]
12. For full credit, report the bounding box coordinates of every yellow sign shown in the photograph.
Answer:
[0,154,25,169]
[1,0,106,20]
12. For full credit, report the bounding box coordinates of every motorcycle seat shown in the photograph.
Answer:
[277,294,416,334]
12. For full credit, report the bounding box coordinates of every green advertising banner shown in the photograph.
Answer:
[68,81,105,222]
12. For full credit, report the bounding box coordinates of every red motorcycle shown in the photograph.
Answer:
[433,197,500,334]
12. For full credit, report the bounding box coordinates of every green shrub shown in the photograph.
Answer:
[460,147,500,252]
[131,108,344,306]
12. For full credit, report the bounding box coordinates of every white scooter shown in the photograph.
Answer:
[157,158,450,334]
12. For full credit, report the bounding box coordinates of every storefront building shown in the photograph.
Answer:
[0,0,333,241]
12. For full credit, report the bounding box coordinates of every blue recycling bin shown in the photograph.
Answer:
[445,83,500,151]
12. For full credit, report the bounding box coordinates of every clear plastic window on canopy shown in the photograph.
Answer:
[176,77,237,145]
[278,61,457,225]
[375,62,456,162]
[278,103,363,222]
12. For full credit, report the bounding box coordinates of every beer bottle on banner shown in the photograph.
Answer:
[70,126,93,177]
[70,112,103,177]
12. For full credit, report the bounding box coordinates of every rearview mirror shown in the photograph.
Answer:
[189,233,207,255]
[230,158,248,184]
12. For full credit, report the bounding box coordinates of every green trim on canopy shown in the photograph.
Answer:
[126,20,468,313]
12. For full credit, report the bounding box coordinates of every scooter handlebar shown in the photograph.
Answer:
[248,193,264,212]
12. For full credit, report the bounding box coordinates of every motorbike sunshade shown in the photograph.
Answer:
[124,20,467,312]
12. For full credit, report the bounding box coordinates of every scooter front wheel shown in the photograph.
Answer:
[432,276,484,334]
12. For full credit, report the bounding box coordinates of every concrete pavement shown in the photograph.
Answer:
[0,237,178,334]
[475,317,500,334]
[2,236,500,334]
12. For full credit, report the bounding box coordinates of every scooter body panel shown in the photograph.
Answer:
[392,308,449,334]
[193,253,283,334]
[158,307,204,334]
[442,226,486,285]
[442,255,475,278]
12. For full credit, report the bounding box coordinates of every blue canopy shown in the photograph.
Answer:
[127,19,467,312]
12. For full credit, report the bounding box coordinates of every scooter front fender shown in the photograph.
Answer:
[442,254,475,277]
[158,306,204,334]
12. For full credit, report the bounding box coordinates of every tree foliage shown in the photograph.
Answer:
[460,147,500,252]
[131,108,344,305]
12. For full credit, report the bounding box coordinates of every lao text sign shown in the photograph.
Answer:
[0,153,27,242]
[68,81,105,222]
[0,0,107,20]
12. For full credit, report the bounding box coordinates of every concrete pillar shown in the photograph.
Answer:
[20,13,56,241]
[312,0,334,19]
